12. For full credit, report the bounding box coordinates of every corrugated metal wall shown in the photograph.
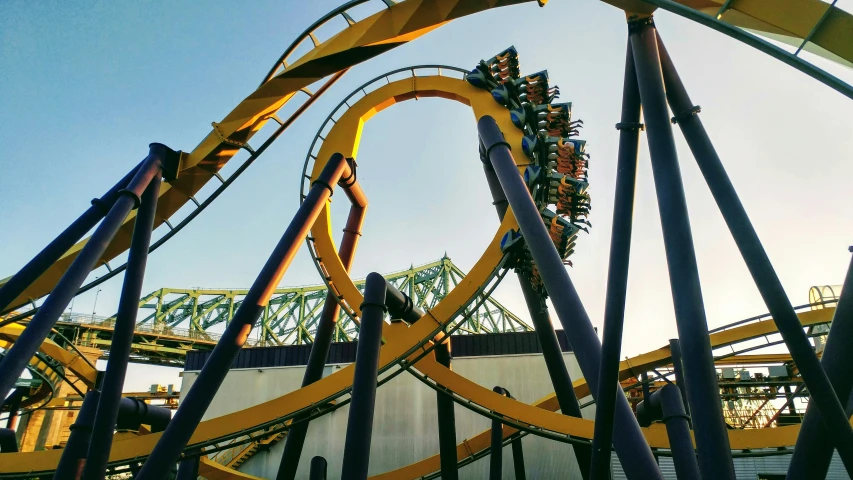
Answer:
[450,329,572,357]
[612,451,850,479]
[182,332,850,479]
[182,352,593,478]
[184,330,573,371]
[184,341,358,371]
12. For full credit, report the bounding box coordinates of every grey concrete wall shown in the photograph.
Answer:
[181,352,593,479]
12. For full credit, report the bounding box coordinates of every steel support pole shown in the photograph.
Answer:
[4,388,25,430]
[762,383,806,428]
[657,385,701,480]
[489,386,504,480]
[640,372,651,401]
[341,272,387,480]
[481,149,591,478]
[668,339,690,420]
[55,391,100,480]
[136,153,353,480]
[517,277,585,424]
[0,428,16,452]
[784,385,797,414]
[517,274,591,476]
[590,39,643,480]
[511,435,526,480]
[277,183,367,480]
[175,451,200,480]
[479,115,662,480]
[435,340,459,480]
[0,145,167,404]
[501,388,527,480]
[629,19,735,479]
[0,161,143,314]
[788,249,853,478]
[116,397,171,432]
[82,173,162,480]
[310,456,328,480]
[653,32,853,471]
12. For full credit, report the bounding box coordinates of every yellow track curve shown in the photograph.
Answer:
[0,70,845,478]
[4,0,852,311]
[0,324,97,410]
[3,0,853,477]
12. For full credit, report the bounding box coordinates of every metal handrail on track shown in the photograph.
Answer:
[0,2,402,324]
[2,0,852,476]
[404,313,837,448]
[644,0,853,100]
[299,65,469,326]
[196,301,836,479]
[107,265,508,478]
[400,317,839,479]
[261,0,398,86]
[5,0,852,320]
[13,259,508,479]
[708,299,838,334]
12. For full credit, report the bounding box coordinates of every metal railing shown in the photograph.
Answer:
[56,313,228,345]
[300,65,469,323]
[707,299,838,334]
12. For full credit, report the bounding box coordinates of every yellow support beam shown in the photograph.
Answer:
[0,65,842,480]
[0,0,531,309]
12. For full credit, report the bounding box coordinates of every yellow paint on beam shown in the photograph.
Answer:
[4,0,853,476]
[0,0,531,310]
[199,457,264,480]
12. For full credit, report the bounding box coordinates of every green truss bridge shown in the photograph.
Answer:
[51,257,530,366]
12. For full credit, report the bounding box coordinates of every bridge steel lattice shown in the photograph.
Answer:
[54,257,530,366]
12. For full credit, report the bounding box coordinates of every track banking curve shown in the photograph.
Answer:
[2,0,853,478]
[4,0,853,317]
[0,68,848,478]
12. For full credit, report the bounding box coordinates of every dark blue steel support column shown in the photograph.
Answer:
[115,397,170,432]
[481,148,591,479]
[82,172,162,480]
[629,18,735,479]
[653,30,853,472]
[0,428,17,452]
[341,272,387,480]
[637,384,700,480]
[503,388,526,480]
[511,434,526,480]
[435,340,459,480]
[136,153,353,480]
[0,145,168,410]
[54,391,100,480]
[478,115,662,480]
[277,181,366,480]
[0,162,143,315]
[310,456,328,480]
[488,387,526,479]
[787,248,853,479]
[489,386,505,480]
[640,373,651,401]
[175,450,200,480]
[659,389,700,480]
[3,387,25,430]
[590,39,643,480]
[668,339,690,421]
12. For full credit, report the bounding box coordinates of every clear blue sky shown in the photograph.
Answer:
[2,0,852,391]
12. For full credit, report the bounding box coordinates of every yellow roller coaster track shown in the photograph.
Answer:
[2,0,852,477]
[0,69,847,478]
[0,323,97,411]
[3,0,852,312]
